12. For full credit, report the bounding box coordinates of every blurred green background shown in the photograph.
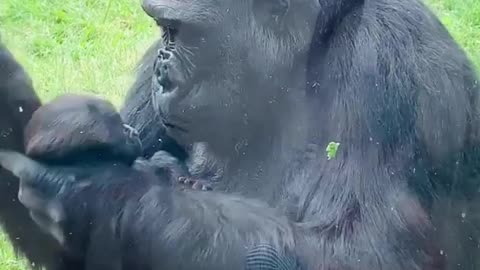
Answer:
[0,0,479,269]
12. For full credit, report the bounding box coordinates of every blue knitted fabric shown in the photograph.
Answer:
[245,244,302,270]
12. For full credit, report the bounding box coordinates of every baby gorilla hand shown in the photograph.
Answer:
[177,175,212,191]
[135,151,212,191]
[123,124,139,139]
[150,151,213,191]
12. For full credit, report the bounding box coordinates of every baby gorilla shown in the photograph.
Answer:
[24,94,143,166]
[0,150,296,270]
[0,149,166,269]
[23,94,210,190]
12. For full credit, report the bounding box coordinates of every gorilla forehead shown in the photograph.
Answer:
[143,0,320,75]
[142,0,320,25]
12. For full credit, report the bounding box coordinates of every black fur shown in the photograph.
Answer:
[0,42,64,269]
[23,94,189,186]
[0,150,295,270]
[2,0,479,269]
[120,0,480,269]
[24,94,143,166]
[0,93,196,269]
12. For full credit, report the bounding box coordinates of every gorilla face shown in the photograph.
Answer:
[143,0,320,156]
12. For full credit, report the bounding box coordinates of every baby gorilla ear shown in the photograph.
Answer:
[0,150,67,244]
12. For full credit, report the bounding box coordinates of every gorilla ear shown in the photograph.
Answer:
[253,0,290,24]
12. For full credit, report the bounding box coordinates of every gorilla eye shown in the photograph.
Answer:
[155,18,179,49]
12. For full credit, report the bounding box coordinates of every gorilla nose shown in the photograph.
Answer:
[159,49,171,60]
[154,49,174,92]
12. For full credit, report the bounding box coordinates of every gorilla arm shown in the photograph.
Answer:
[0,150,439,270]
[0,43,41,127]
[0,150,304,270]
[133,187,303,270]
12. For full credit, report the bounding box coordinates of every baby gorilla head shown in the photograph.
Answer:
[24,94,208,190]
[24,94,142,165]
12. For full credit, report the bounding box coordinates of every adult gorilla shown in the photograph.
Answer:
[120,0,480,269]
[1,0,479,269]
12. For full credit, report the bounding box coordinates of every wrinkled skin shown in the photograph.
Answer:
[119,0,480,269]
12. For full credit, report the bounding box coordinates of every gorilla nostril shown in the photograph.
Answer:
[153,48,177,93]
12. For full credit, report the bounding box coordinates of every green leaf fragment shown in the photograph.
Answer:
[326,142,340,160]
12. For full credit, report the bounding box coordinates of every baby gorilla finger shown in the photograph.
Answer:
[176,176,212,191]
[123,124,140,139]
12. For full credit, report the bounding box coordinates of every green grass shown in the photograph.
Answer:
[0,0,478,269]
[427,0,480,69]
[0,0,158,106]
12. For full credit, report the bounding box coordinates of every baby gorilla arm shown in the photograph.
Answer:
[0,150,303,270]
